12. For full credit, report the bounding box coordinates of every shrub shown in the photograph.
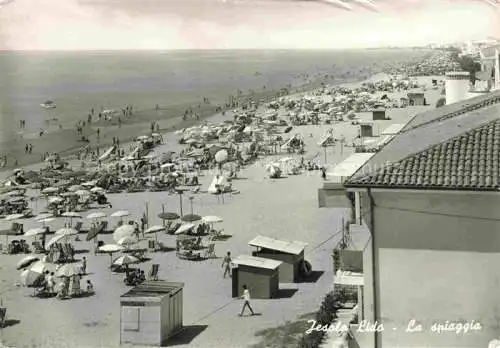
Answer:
[298,291,338,348]
[436,98,446,108]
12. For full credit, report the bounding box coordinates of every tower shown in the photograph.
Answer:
[494,49,500,91]
[445,71,470,105]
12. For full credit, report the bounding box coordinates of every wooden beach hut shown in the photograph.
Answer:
[120,281,184,346]
[371,108,387,121]
[359,122,374,137]
[231,255,282,299]
[248,235,308,283]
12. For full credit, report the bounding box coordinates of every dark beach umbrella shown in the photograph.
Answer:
[181,214,201,223]
[158,212,180,221]
[284,126,293,133]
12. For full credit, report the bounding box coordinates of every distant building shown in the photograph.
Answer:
[319,90,500,348]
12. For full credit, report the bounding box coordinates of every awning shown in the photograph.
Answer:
[232,255,282,270]
[328,153,375,177]
[248,235,307,255]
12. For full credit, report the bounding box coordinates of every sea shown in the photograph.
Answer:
[0,49,428,144]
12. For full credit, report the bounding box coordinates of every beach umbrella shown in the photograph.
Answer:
[81,180,98,187]
[30,260,56,274]
[46,234,66,249]
[215,149,228,163]
[55,228,78,237]
[5,190,24,197]
[202,216,223,224]
[38,217,55,226]
[48,196,64,204]
[181,214,201,223]
[6,197,25,204]
[68,185,84,192]
[111,210,130,218]
[90,187,105,193]
[158,212,179,221]
[3,213,24,221]
[62,212,81,218]
[41,187,58,194]
[99,244,124,266]
[55,263,82,278]
[113,225,135,243]
[20,269,44,288]
[76,190,90,196]
[87,212,107,220]
[117,236,137,249]
[24,227,47,237]
[35,213,53,221]
[113,254,140,267]
[145,225,165,242]
[60,192,77,197]
[16,255,40,270]
[175,223,196,235]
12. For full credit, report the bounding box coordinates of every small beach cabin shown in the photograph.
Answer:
[359,122,374,138]
[407,92,426,106]
[248,235,308,283]
[371,108,387,121]
[120,281,184,346]
[231,255,282,299]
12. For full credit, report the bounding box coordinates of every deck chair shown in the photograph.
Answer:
[99,221,108,233]
[74,221,83,232]
[204,243,216,259]
[148,264,159,281]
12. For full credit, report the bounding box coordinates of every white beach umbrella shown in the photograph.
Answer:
[30,260,56,274]
[68,185,84,192]
[16,255,40,270]
[3,213,24,221]
[99,244,124,253]
[90,187,105,193]
[62,212,82,218]
[214,149,228,163]
[48,196,64,204]
[113,254,140,267]
[117,236,137,247]
[24,227,47,237]
[87,212,107,220]
[60,192,78,197]
[20,269,44,288]
[55,228,78,237]
[45,234,66,250]
[145,225,165,234]
[35,213,53,221]
[76,190,90,196]
[41,187,58,194]
[202,216,223,224]
[37,218,55,225]
[175,223,195,235]
[113,225,135,243]
[55,263,82,278]
[111,210,130,218]
[81,180,97,187]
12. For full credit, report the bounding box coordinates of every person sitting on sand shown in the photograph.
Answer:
[86,280,94,294]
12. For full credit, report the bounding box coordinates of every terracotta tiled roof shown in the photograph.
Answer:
[346,118,500,190]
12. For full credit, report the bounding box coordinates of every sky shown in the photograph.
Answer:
[0,0,499,50]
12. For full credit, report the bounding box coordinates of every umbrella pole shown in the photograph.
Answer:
[162,205,165,227]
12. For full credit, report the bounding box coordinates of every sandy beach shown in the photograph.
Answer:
[0,67,444,348]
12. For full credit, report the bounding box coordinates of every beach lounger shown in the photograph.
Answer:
[148,264,159,281]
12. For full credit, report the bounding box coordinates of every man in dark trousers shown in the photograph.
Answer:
[239,285,255,316]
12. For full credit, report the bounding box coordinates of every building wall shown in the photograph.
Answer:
[368,190,500,347]
[254,251,301,283]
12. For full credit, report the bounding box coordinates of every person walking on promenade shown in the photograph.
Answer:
[239,285,255,316]
[221,251,232,278]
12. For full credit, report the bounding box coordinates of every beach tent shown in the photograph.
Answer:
[207,175,228,194]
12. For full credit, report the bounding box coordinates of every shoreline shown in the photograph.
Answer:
[0,71,373,173]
